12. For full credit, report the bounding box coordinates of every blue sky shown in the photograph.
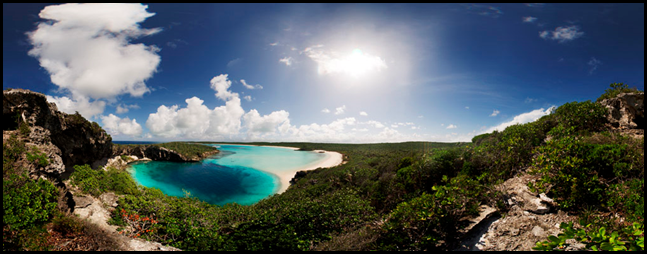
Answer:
[3,3,644,143]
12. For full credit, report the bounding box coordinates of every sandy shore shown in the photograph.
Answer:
[212,143,344,194]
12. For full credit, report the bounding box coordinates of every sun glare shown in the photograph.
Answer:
[314,48,387,78]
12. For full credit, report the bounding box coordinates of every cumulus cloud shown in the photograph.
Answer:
[446,124,458,129]
[243,109,290,134]
[101,114,143,136]
[210,74,238,101]
[484,106,555,133]
[359,111,368,116]
[240,79,263,90]
[243,95,252,102]
[147,75,246,139]
[27,3,161,101]
[321,108,330,113]
[490,109,500,117]
[539,25,584,43]
[334,105,346,115]
[364,120,385,129]
[46,95,106,119]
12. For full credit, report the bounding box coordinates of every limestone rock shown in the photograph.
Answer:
[599,92,644,130]
[3,89,113,173]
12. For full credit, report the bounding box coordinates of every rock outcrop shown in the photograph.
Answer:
[112,144,219,163]
[3,89,113,179]
[599,92,644,130]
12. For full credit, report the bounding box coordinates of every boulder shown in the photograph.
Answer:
[599,92,644,130]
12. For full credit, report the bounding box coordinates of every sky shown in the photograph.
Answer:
[3,3,644,143]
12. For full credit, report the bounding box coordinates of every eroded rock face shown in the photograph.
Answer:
[3,89,113,177]
[599,92,645,130]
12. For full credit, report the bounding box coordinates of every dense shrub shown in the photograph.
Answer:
[70,165,139,197]
[552,100,607,134]
[530,134,643,210]
[378,175,484,250]
[596,82,643,102]
[3,173,58,230]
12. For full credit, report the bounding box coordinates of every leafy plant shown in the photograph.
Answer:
[534,222,644,251]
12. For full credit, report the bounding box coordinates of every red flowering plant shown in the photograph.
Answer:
[117,208,160,239]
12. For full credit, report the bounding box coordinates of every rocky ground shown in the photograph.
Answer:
[70,178,181,251]
[455,172,579,251]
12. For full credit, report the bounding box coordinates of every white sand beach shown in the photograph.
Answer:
[212,144,344,194]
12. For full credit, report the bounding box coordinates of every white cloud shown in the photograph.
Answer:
[539,25,584,43]
[321,108,330,113]
[146,75,246,139]
[210,74,238,101]
[334,105,346,115]
[465,106,470,110]
[27,3,161,101]
[302,46,387,77]
[359,111,368,116]
[483,106,555,133]
[279,57,292,66]
[100,114,142,136]
[115,103,140,114]
[522,16,538,23]
[243,109,290,134]
[588,57,602,75]
[243,95,252,102]
[446,124,458,129]
[524,97,537,103]
[240,79,263,90]
[364,120,385,129]
[269,42,279,46]
[490,109,500,117]
[46,95,106,119]
[227,58,243,67]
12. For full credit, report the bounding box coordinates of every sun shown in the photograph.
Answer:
[341,48,387,78]
[312,48,388,78]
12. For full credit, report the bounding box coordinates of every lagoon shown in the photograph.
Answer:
[128,144,330,206]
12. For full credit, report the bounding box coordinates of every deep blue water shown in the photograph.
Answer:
[128,144,327,206]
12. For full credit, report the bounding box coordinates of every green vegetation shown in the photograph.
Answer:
[153,142,217,159]
[70,165,139,197]
[114,142,218,159]
[4,84,644,251]
[597,82,643,102]
[3,133,59,251]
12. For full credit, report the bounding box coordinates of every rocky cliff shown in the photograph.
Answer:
[112,144,219,163]
[3,89,113,179]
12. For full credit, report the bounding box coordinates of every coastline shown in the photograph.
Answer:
[211,143,344,194]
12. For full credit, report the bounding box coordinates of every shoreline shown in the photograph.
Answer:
[211,143,344,194]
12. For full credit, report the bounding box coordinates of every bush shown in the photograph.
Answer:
[378,175,484,250]
[552,100,607,134]
[529,134,642,210]
[3,173,58,230]
[70,165,139,197]
[596,83,643,102]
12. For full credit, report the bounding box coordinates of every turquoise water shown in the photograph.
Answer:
[128,144,327,206]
